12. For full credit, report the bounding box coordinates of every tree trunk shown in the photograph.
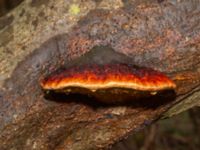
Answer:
[0,0,200,149]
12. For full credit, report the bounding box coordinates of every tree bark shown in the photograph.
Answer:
[0,0,200,149]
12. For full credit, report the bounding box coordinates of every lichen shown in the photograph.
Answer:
[69,4,80,15]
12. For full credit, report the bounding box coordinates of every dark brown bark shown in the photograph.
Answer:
[0,0,200,149]
[0,0,23,16]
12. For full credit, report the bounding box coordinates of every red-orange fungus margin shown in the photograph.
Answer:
[40,63,176,92]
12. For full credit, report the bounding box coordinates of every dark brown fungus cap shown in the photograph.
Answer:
[40,63,176,103]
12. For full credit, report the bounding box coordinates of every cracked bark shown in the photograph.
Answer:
[0,0,200,149]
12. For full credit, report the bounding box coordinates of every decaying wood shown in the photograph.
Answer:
[0,0,200,149]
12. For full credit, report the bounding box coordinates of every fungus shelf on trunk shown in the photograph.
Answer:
[40,46,176,103]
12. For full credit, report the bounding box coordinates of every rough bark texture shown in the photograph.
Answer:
[0,0,200,149]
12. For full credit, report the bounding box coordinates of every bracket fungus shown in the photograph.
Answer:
[40,46,176,103]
